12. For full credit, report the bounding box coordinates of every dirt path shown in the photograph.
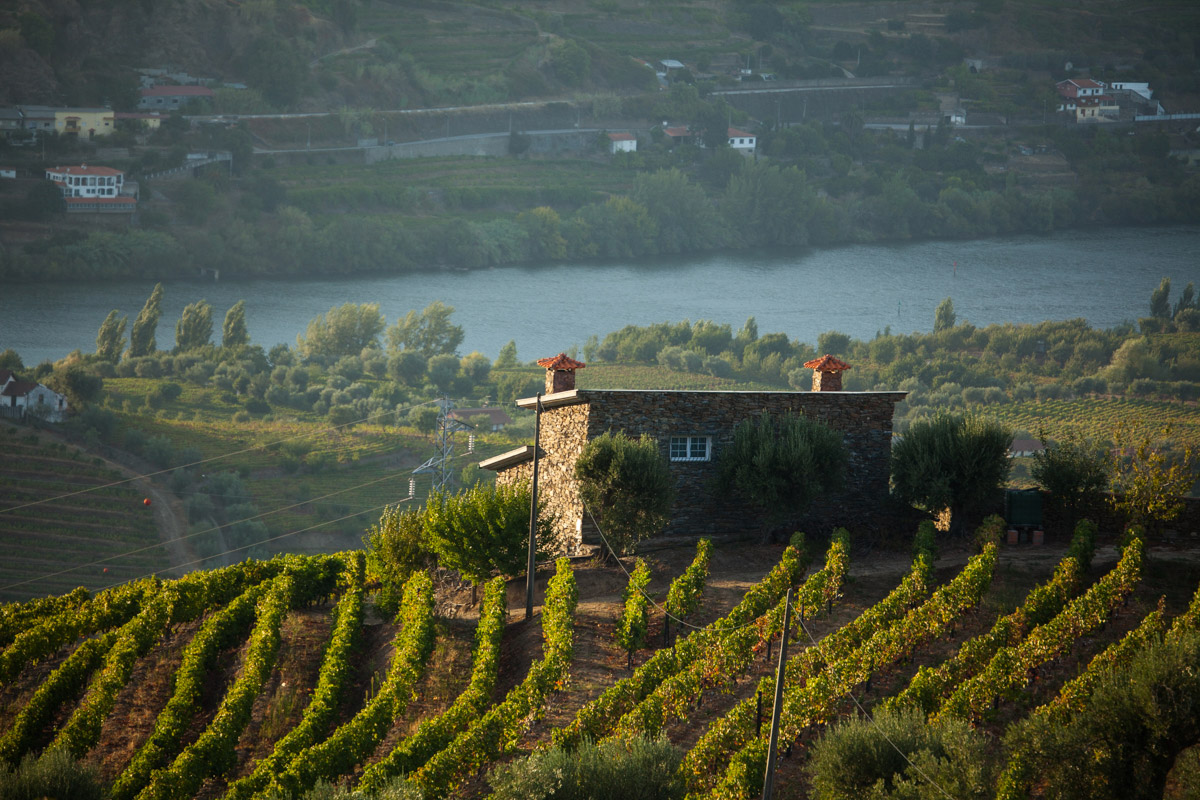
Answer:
[3,421,193,577]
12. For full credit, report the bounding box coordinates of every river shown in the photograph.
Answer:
[3,225,1199,366]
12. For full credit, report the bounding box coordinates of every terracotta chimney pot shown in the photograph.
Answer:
[802,354,851,392]
[536,353,587,394]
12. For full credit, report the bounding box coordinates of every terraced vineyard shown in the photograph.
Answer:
[986,395,1200,450]
[0,423,172,602]
[1,528,1198,799]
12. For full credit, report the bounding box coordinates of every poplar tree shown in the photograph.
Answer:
[126,283,163,358]
[174,300,213,352]
[95,310,127,362]
[222,300,249,348]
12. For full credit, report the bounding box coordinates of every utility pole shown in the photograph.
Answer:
[525,393,542,620]
[762,588,793,800]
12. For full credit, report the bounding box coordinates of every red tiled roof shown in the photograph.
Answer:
[803,354,851,372]
[1,380,37,397]
[728,127,754,138]
[65,196,136,206]
[47,165,123,177]
[608,132,636,141]
[140,85,214,97]
[664,126,691,138]
[536,353,587,370]
[0,369,13,385]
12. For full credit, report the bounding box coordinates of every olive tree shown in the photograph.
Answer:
[296,302,385,362]
[574,431,674,557]
[715,411,847,540]
[1030,429,1109,526]
[891,413,1013,537]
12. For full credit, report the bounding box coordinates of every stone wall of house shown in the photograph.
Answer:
[495,402,591,553]
[581,390,905,540]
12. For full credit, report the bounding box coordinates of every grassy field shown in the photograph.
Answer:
[0,422,172,603]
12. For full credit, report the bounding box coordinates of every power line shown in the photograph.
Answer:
[0,442,496,594]
[0,399,441,516]
[91,497,416,594]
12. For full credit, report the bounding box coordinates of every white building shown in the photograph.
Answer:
[45,165,136,213]
[607,132,637,154]
[728,127,756,153]
[0,370,68,422]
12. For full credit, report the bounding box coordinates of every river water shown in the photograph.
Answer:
[3,225,1199,366]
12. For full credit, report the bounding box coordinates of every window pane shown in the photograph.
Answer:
[669,437,688,460]
[689,438,708,458]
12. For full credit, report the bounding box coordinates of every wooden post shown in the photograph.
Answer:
[763,588,793,800]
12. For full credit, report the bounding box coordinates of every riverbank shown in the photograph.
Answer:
[4,225,1198,368]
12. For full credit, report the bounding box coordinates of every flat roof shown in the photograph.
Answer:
[515,388,907,409]
[479,445,544,471]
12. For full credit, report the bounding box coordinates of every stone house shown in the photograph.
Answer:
[480,354,905,553]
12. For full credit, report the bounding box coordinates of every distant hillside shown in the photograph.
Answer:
[3,0,1198,112]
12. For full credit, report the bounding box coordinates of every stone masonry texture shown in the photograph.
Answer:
[494,390,905,552]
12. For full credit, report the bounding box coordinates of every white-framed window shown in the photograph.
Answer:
[670,435,711,462]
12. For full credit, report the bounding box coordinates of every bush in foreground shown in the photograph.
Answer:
[0,749,103,800]
[807,707,996,800]
[488,735,685,800]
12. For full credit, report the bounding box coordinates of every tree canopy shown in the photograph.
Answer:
[174,299,213,352]
[574,431,674,557]
[716,411,847,537]
[891,412,1013,536]
[222,300,249,349]
[296,302,385,362]
[422,482,555,584]
[126,283,163,359]
[386,301,464,359]
[94,310,127,363]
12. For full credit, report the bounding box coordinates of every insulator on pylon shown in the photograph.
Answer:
[468,433,475,453]
[408,478,416,499]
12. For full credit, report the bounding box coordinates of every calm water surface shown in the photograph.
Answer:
[3,225,1199,366]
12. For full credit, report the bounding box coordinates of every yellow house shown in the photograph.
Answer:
[54,108,115,138]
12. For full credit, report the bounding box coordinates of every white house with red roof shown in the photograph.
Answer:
[138,85,214,110]
[0,370,68,422]
[728,127,756,153]
[607,132,637,154]
[45,165,136,213]
[1055,78,1119,122]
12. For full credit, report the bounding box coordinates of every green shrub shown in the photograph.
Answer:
[1005,630,1200,800]
[574,430,673,556]
[715,411,846,539]
[488,735,685,800]
[807,707,996,800]
[0,749,104,800]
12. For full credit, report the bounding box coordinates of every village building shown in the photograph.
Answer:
[0,370,68,422]
[45,165,137,213]
[480,354,905,553]
[728,127,757,153]
[607,132,637,154]
[138,85,214,111]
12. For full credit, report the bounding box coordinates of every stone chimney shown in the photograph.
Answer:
[803,354,851,391]
[536,353,586,394]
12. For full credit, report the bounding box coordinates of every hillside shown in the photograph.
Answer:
[3,0,1198,111]
[0,421,175,603]
[1,530,1199,798]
